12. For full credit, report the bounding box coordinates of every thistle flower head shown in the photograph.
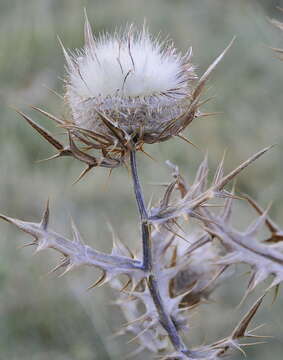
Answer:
[18,14,231,176]
[63,15,198,149]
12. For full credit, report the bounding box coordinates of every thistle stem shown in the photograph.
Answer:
[129,147,194,358]
[129,148,151,272]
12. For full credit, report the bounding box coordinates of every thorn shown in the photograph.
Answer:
[72,165,94,184]
[185,234,211,256]
[121,314,148,328]
[95,110,128,150]
[271,284,281,304]
[193,37,236,100]
[140,148,157,162]
[200,111,223,118]
[42,84,64,99]
[232,294,265,339]
[220,180,236,222]
[241,194,281,236]
[57,36,76,72]
[17,241,37,250]
[176,134,201,150]
[31,106,65,125]
[126,325,150,344]
[47,258,69,275]
[243,341,268,348]
[84,8,96,50]
[244,203,272,236]
[213,149,227,185]
[14,108,64,150]
[40,199,50,230]
[119,277,132,292]
[214,145,275,191]
[70,217,85,244]
[33,240,49,254]
[58,263,75,277]
[87,271,108,290]
[35,153,62,163]
[247,323,272,339]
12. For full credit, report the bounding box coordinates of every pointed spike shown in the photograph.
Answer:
[245,204,272,236]
[31,106,65,125]
[34,239,50,253]
[87,271,108,290]
[247,323,268,338]
[160,180,177,209]
[193,37,236,100]
[140,148,157,162]
[17,241,37,249]
[247,269,268,293]
[40,199,50,230]
[215,252,242,266]
[70,217,84,244]
[169,245,178,267]
[108,221,134,258]
[271,284,281,304]
[196,96,215,108]
[232,294,265,339]
[68,132,98,166]
[176,134,201,150]
[47,258,69,275]
[0,213,39,239]
[58,263,76,277]
[220,180,236,222]
[35,153,63,163]
[121,314,149,328]
[42,84,64,100]
[199,111,223,118]
[240,341,267,347]
[72,165,94,185]
[186,234,211,256]
[119,277,132,292]
[126,325,151,344]
[14,109,64,150]
[241,194,281,235]
[193,153,209,190]
[95,110,128,149]
[266,276,282,291]
[57,36,76,72]
[84,8,96,50]
[269,18,283,31]
[213,149,227,185]
[230,340,247,357]
[214,145,274,191]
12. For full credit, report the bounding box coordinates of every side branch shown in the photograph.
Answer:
[0,205,143,281]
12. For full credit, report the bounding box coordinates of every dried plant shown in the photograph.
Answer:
[1,12,282,360]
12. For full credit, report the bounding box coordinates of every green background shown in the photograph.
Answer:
[0,0,283,359]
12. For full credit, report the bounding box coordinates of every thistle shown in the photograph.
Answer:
[1,12,282,360]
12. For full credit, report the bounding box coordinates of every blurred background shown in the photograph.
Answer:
[0,0,283,359]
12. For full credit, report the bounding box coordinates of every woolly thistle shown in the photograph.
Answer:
[1,11,283,360]
[64,14,198,143]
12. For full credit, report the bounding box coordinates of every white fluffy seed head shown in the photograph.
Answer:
[64,17,196,142]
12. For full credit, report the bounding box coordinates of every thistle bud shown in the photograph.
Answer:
[63,16,197,147]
